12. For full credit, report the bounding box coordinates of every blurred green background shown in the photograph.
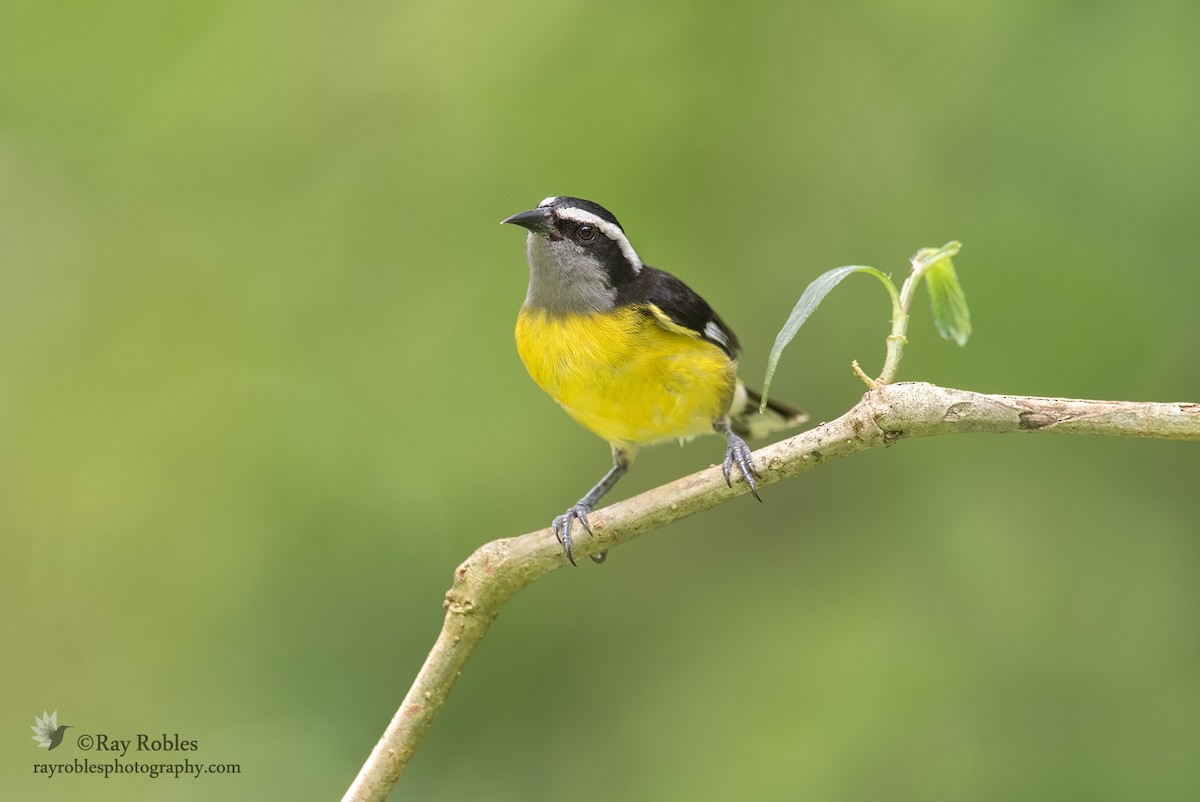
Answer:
[3,1,1198,800]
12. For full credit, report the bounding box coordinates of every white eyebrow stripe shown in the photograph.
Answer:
[538,197,559,207]
[552,206,643,272]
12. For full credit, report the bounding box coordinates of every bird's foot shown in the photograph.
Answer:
[722,433,762,501]
[552,503,594,566]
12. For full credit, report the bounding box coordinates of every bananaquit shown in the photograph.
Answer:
[502,197,807,565]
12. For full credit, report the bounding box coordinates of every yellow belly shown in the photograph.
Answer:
[515,306,737,449]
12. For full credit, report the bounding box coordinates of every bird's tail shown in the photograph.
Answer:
[729,381,809,440]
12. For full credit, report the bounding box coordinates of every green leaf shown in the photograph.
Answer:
[761,265,898,411]
[920,241,971,347]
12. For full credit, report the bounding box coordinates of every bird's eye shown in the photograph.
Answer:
[577,224,597,242]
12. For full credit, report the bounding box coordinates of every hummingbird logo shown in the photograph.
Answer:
[31,710,71,750]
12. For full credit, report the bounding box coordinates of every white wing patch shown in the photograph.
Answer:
[552,206,643,272]
[703,320,731,351]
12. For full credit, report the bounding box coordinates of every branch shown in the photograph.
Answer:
[342,382,1199,802]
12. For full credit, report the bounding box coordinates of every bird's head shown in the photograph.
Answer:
[502,197,643,314]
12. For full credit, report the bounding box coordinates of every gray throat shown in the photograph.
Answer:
[522,234,617,315]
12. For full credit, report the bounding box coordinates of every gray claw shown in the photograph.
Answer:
[722,436,762,502]
[552,503,593,566]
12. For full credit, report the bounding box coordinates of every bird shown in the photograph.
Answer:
[31,711,71,750]
[502,196,808,565]
[48,724,71,750]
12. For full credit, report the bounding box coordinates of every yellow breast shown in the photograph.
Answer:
[515,306,737,448]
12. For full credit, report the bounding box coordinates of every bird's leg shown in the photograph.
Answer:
[553,447,633,566]
[715,418,762,501]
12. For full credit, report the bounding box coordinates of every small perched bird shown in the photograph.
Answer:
[502,197,807,564]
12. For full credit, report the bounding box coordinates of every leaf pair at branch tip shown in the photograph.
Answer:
[760,241,970,412]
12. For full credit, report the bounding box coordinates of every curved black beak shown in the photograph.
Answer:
[500,207,552,234]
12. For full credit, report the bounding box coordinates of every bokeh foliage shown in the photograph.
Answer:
[2,2,1198,800]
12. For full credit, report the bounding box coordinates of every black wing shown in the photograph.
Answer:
[613,266,740,359]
